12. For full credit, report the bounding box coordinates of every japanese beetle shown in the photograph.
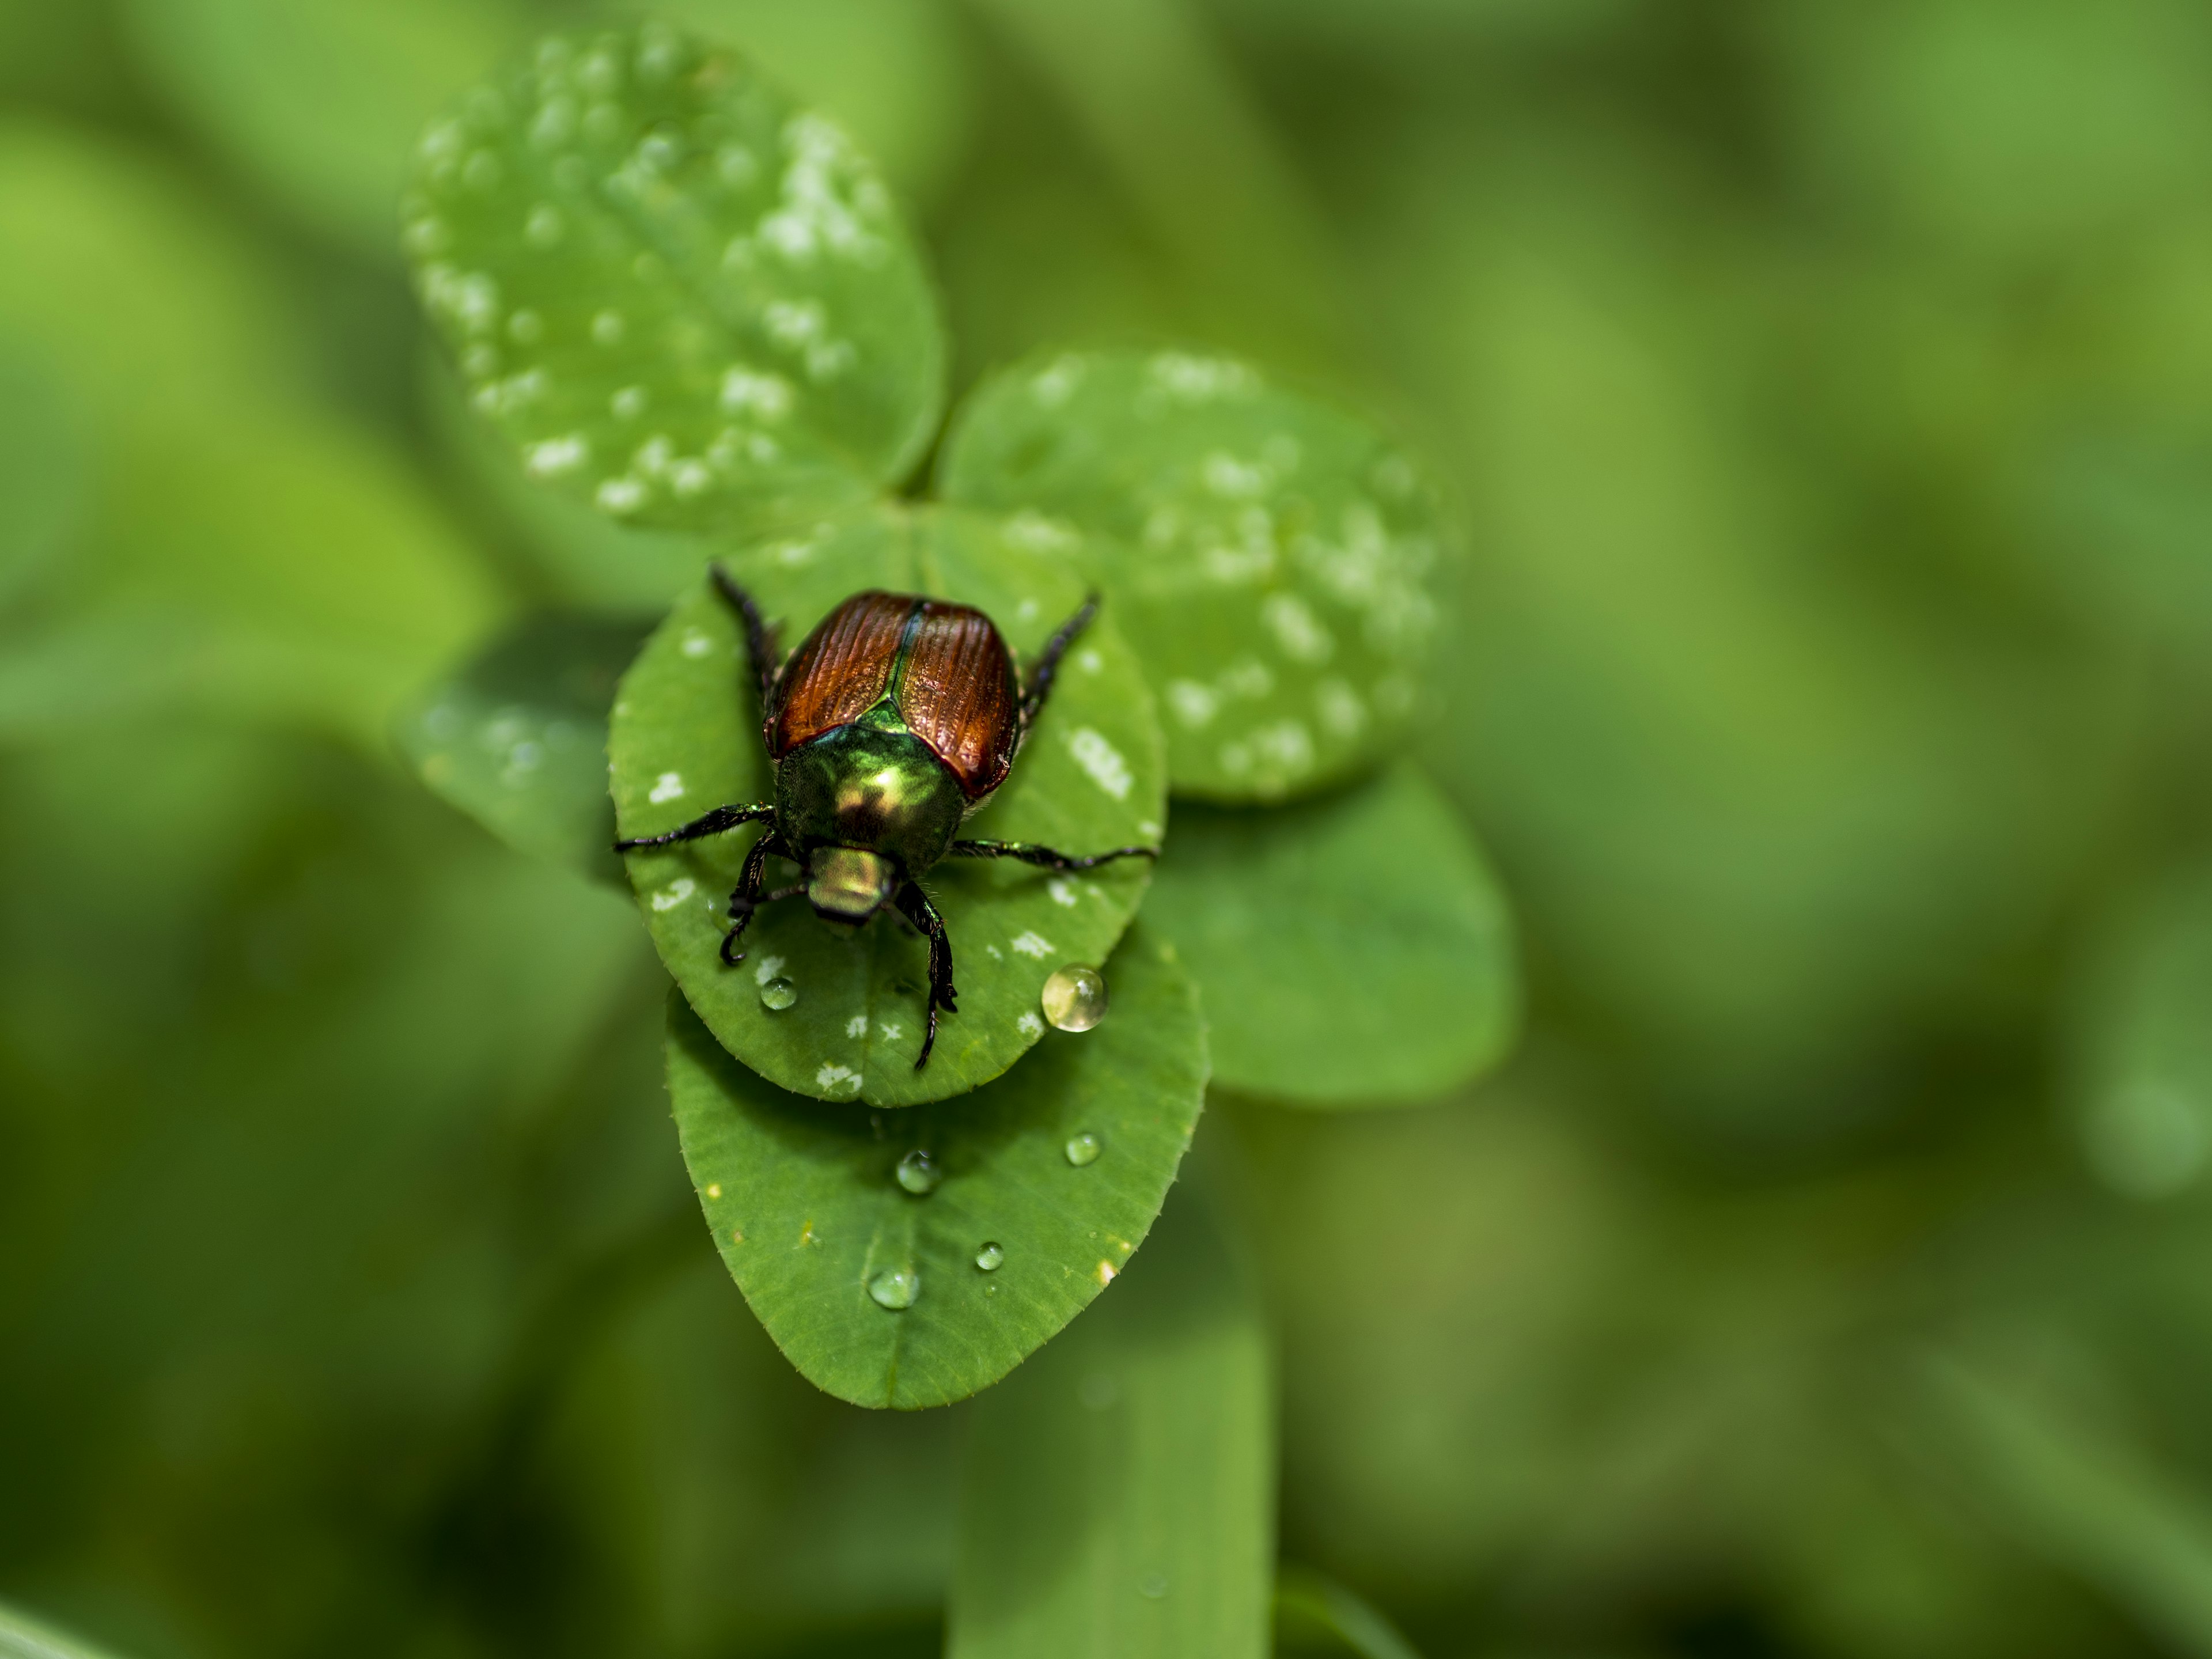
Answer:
[616,569,1157,1067]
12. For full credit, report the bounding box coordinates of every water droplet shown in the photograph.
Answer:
[1065,1131,1102,1167]
[975,1241,1004,1271]
[1041,965,1108,1032]
[1139,1572,1169,1600]
[868,1267,918,1310]
[759,976,797,1011]
[895,1149,941,1195]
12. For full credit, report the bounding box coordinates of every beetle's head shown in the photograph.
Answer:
[808,846,896,925]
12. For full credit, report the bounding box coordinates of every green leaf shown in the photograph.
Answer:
[0,1597,127,1659]
[1273,1566,1425,1659]
[662,923,1207,1408]
[0,335,87,609]
[939,348,1445,801]
[947,1194,1272,1658]
[395,612,651,884]
[1145,764,1517,1106]
[611,505,1168,1105]
[403,22,945,537]
[119,0,528,257]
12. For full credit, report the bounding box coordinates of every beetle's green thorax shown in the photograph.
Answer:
[775,702,967,919]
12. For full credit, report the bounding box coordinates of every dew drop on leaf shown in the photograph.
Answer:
[759,975,798,1011]
[1065,1131,1102,1167]
[975,1241,1005,1272]
[895,1149,941,1195]
[867,1267,919,1310]
[1041,964,1109,1032]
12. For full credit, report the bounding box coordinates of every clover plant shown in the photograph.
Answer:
[399,22,1515,1652]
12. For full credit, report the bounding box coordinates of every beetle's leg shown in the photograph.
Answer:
[894,882,957,1069]
[948,838,1158,873]
[710,562,783,709]
[1018,592,1100,731]
[719,832,792,965]
[615,801,775,853]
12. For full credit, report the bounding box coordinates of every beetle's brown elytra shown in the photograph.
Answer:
[615,567,1160,1071]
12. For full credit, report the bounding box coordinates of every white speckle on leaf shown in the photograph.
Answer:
[1012,931,1053,959]
[1047,878,1078,908]
[1031,354,1086,407]
[1149,351,1257,404]
[1253,719,1315,774]
[1317,678,1367,737]
[1096,1260,1117,1285]
[1263,592,1334,664]
[1138,820,1162,838]
[846,1014,868,1039]
[1018,1011,1045,1037]
[651,878,695,911]
[671,460,711,497]
[681,630,714,658]
[1167,680,1217,728]
[719,143,759,187]
[985,944,1003,960]
[611,385,648,421]
[720,367,793,421]
[816,1063,862,1096]
[1003,510,1081,554]
[1219,658,1274,700]
[649,771,685,804]
[1202,450,1272,499]
[753,955,786,986]
[1068,728,1132,800]
[525,434,589,478]
[1017,598,1040,623]
[525,203,564,246]
[591,309,626,346]
[597,476,647,515]
[877,1021,902,1041]
[506,310,544,345]
[1077,649,1102,674]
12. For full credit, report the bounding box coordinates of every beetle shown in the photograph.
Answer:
[615,567,1156,1068]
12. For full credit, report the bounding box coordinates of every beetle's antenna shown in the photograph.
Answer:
[1020,592,1099,730]
[710,562,782,710]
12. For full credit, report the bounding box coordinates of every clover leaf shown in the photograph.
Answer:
[664,924,1206,1408]
[402,21,944,539]
[610,504,1167,1105]
[940,348,1446,801]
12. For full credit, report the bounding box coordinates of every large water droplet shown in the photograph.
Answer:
[1041,965,1109,1032]
[975,1241,1004,1271]
[759,976,797,1011]
[1065,1131,1102,1167]
[867,1267,918,1310]
[895,1149,941,1195]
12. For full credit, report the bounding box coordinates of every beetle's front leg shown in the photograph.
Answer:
[719,832,789,965]
[894,883,957,1069]
[615,801,775,853]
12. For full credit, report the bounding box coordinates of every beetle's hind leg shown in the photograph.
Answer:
[1018,593,1100,731]
[709,563,783,710]
[719,832,795,965]
[615,801,775,853]
[948,838,1158,873]
[894,884,957,1069]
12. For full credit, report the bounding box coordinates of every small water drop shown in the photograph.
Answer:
[1065,1131,1102,1167]
[759,976,797,1011]
[975,1241,1004,1271]
[1041,965,1109,1032]
[1138,1573,1169,1600]
[895,1149,941,1195]
[868,1267,918,1310]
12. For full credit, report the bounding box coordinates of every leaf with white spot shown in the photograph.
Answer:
[609,505,1167,1105]
[664,923,1206,1407]
[402,22,944,541]
[395,612,652,884]
[1143,764,1517,1105]
[939,349,1449,801]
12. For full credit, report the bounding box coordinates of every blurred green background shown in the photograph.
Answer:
[6,1,2212,1656]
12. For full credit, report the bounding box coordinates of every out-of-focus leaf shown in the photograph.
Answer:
[120,0,528,257]
[0,1597,126,1659]
[947,1194,1271,1658]
[0,118,304,415]
[423,349,713,611]
[1914,1352,2212,1655]
[0,336,87,609]
[396,613,651,884]
[2066,862,2212,1200]
[1272,1565,1423,1659]
[403,22,943,537]
[1146,764,1516,1106]
[941,349,1444,802]
[620,0,974,204]
[663,924,1206,1408]
[611,507,1165,1105]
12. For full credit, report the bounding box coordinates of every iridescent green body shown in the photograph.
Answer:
[774,707,968,919]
